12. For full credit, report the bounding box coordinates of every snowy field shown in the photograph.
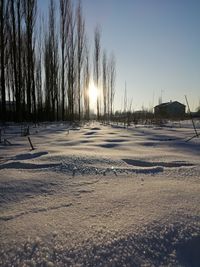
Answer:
[0,120,200,266]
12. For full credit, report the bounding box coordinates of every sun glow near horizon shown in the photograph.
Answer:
[88,81,99,106]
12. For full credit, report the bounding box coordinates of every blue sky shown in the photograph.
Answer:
[39,0,200,111]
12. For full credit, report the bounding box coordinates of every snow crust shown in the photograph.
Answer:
[0,121,200,266]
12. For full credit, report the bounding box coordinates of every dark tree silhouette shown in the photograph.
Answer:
[109,53,116,118]
[83,41,90,120]
[0,0,116,123]
[59,0,69,120]
[102,49,107,119]
[76,0,85,120]
[23,0,37,121]
[93,26,101,120]
[44,0,59,121]
[0,0,7,122]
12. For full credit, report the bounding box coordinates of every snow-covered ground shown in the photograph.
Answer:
[0,121,200,266]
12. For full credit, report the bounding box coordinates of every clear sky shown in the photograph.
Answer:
[39,0,200,111]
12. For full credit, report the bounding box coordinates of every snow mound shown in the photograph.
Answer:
[13,151,48,161]
[122,158,194,168]
[0,121,200,266]
[0,218,199,266]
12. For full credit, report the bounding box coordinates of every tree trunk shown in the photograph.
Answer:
[0,0,6,122]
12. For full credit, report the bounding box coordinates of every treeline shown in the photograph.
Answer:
[113,109,194,128]
[0,0,116,122]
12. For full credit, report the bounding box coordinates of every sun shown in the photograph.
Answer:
[88,81,98,104]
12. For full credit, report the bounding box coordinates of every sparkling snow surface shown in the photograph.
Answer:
[0,121,200,266]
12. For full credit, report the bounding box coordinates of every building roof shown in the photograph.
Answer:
[154,101,185,109]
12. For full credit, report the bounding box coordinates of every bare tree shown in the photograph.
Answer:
[44,30,51,120]
[44,0,59,121]
[20,31,27,118]
[66,0,76,121]
[83,41,90,120]
[9,0,23,121]
[10,0,18,119]
[35,15,42,120]
[23,0,37,121]
[5,44,12,120]
[76,0,85,120]
[17,0,22,120]
[0,0,8,122]
[59,0,69,120]
[102,49,107,119]
[123,81,127,127]
[93,25,101,120]
[1,0,115,123]
[109,52,116,118]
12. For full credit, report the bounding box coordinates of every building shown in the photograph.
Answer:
[154,101,186,119]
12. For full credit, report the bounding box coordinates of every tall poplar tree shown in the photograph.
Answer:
[0,0,7,121]
[76,0,85,120]
[93,26,101,119]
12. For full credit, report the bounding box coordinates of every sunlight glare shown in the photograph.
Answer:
[88,81,98,104]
